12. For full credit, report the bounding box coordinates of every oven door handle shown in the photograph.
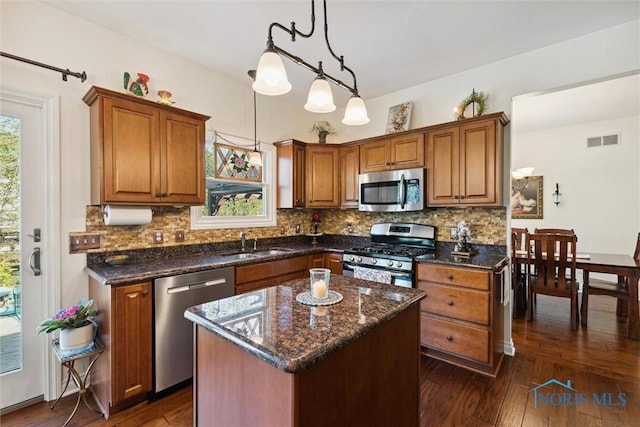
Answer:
[389,271,411,278]
[343,262,412,278]
[399,173,406,209]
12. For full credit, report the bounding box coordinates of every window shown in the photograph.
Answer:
[191,133,276,229]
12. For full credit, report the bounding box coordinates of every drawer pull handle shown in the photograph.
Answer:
[447,274,453,280]
[446,335,453,341]
[447,300,454,306]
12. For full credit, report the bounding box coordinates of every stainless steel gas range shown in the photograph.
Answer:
[342,223,436,288]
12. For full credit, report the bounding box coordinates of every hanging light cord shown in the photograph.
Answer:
[264,0,359,96]
[253,89,258,151]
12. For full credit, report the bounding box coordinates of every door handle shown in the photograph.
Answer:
[29,247,41,276]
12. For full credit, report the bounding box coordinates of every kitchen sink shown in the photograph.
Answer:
[218,247,295,259]
[218,251,259,260]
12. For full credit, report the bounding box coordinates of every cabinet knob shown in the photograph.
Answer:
[447,300,454,306]
[155,192,162,197]
[141,290,149,296]
[162,192,168,197]
[447,274,453,280]
[453,195,460,199]
[446,335,453,341]
[459,195,465,199]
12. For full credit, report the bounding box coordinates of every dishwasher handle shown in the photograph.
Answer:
[166,277,228,294]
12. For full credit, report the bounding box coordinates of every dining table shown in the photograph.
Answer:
[513,250,640,340]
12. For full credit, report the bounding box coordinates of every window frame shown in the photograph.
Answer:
[190,137,276,230]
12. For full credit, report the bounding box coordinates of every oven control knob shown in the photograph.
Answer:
[387,260,394,266]
[371,258,377,264]
[397,261,403,268]
[350,256,356,262]
[357,256,363,263]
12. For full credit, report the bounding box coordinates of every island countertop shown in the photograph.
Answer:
[185,274,426,373]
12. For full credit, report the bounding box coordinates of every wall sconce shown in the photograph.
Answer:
[552,183,562,206]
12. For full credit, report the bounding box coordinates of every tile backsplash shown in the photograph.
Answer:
[83,205,506,253]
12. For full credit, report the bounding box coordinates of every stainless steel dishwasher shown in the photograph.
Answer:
[153,267,235,394]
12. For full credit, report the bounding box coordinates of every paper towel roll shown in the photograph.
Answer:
[103,206,152,226]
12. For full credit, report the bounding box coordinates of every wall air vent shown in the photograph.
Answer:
[586,134,620,148]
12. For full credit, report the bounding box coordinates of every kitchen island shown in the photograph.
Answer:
[185,274,426,427]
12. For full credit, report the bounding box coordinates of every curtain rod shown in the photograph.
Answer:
[0,51,87,82]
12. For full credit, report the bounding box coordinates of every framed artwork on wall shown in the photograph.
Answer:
[385,102,412,134]
[511,175,543,219]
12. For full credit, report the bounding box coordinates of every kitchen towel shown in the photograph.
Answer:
[353,266,393,285]
[103,205,152,226]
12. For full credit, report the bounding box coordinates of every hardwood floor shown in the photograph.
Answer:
[2,295,638,426]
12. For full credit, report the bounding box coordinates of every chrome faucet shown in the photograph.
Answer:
[240,232,246,251]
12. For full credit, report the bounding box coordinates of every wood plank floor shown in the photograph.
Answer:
[2,295,638,426]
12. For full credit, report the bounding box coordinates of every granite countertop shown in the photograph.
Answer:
[85,242,352,286]
[184,274,426,373]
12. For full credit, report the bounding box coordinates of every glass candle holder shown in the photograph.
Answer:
[309,268,330,299]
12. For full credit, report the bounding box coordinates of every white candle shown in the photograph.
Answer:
[312,279,328,299]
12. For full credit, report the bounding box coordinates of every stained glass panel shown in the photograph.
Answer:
[214,143,262,182]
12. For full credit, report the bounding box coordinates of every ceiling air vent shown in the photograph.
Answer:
[586,134,620,148]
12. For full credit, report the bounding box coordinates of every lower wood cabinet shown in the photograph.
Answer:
[417,263,504,377]
[236,255,313,294]
[89,278,152,418]
[325,252,344,275]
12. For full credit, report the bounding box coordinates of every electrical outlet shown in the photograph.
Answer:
[450,228,458,239]
[175,230,185,242]
[153,230,164,244]
[69,233,101,252]
[295,224,301,233]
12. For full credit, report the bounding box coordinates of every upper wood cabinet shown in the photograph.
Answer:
[339,144,360,208]
[306,144,340,208]
[83,86,209,206]
[426,113,508,207]
[274,139,306,208]
[359,132,424,173]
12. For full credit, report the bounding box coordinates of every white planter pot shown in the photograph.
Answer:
[59,322,94,351]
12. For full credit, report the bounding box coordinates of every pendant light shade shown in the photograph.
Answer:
[253,48,292,96]
[304,75,336,113]
[342,94,370,125]
[248,150,262,166]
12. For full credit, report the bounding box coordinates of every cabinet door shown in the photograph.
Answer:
[359,139,390,173]
[308,253,325,269]
[160,111,205,205]
[340,145,360,208]
[459,119,499,205]
[426,126,460,205]
[114,282,152,403]
[275,140,306,208]
[293,144,306,208]
[306,145,339,208]
[390,133,424,169]
[325,253,343,275]
[102,97,160,204]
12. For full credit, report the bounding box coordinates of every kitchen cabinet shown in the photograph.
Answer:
[325,252,344,275]
[274,139,306,208]
[359,132,424,173]
[417,263,504,377]
[306,144,340,208]
[89,278,152,417]
[83,86,209,206]
[308,253,326,269]
[426,112,508,206]
[340,144,360,208]
[236,255,311,294]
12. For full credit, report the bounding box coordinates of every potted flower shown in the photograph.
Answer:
[311,121,336,144]
[38,299,99,350]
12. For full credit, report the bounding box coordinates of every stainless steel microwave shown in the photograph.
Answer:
[358,167,425,212]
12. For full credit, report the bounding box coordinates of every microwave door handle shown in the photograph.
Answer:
[399,174,406,209]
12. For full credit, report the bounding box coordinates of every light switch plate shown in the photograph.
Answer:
[175,230,185,242]
[69,233,101,252]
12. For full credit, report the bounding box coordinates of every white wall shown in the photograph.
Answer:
[511,116,640,255]
[1,1,638,311]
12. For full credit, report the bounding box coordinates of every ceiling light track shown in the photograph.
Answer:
[253,0,369,125]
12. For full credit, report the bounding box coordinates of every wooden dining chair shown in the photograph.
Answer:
[511,227,529,317]
[527,232,579,330]
[581,232,640,326]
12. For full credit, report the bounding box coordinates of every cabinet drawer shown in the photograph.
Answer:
[420,315,489,363]
[418,282,489,325]
[417,264,489,290]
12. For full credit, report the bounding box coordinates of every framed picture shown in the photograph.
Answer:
[385,102,412,134]
[511,175,543,219]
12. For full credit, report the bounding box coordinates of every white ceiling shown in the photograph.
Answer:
[44,0,640,108]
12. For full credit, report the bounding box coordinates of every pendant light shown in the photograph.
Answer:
[248,70,262,167]
[304,62,336,113]
[254,0,369,125]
